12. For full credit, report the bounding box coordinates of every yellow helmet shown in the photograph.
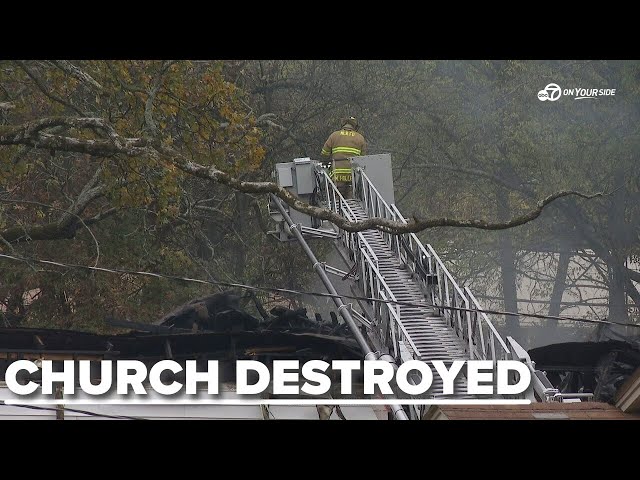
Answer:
[341,116,359,130]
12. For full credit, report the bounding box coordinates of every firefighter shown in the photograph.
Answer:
[320,116,366,199]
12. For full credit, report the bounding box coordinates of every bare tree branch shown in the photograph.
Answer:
[16,61,86,116]
[252,81,311,95]
[626,266,640,284]
[0,168,109,267]
[625,278,640,307]
[144,61,173,134]
[51,61,104,93]
[406,162,525,193]
[56,167,106,227]
[84,207,117,225]
[0,117,146,155]
[0,116,605,236]
[256,113,287,131]
[165,147,605,234]
[0,196,109,263]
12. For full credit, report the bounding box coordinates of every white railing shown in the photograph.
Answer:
[352,167,509,362]
[352,167,404,251]
[465,287,510,362]
[315,168,420,360]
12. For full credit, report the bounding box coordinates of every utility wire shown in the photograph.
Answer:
[1,252,639,329]
[0,400,144,420]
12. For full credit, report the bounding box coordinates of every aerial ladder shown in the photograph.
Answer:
[268,155,587,419]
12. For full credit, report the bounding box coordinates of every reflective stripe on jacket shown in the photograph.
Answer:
[320,127,366,161]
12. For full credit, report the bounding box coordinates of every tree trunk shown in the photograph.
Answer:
[232,192,249,280]
[549,250,571,322]
[496,189,520,337]
[608,255,629,323]
[607,169,630,324]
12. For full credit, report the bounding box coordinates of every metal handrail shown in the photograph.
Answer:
[316,165,509,363]
[316,169,378,264]
[315,167,420,359]
[465,287,510,360]
[271,193,409,419]
[424,244,467,301]
[355,168,396,218]
[354,168,509,362]
[380,290,420,359]
[357,226,420,359]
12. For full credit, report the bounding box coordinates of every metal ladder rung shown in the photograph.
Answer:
[343,198,471,383]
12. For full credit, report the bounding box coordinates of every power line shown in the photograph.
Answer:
[1,252,638,329]
[0,400,144,420]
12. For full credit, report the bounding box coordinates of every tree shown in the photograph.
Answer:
[0,60,614,332]
[373,60,640,330]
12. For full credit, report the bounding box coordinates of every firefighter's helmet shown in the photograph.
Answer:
[342,116,359,130]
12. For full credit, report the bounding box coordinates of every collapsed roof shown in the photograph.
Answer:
[529,338,640,404]
[0,291,361,381]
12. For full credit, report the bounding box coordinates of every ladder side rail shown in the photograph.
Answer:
[465,287,510,362]
[388,201,510,363]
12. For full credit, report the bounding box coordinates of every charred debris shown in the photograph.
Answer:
[529,327,640,404]
[0,291,361,382]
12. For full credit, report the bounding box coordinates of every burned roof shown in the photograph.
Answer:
[528,339,640,405]
[0,328,360,361]
[0,292,362,371]
[529,341,640,369]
